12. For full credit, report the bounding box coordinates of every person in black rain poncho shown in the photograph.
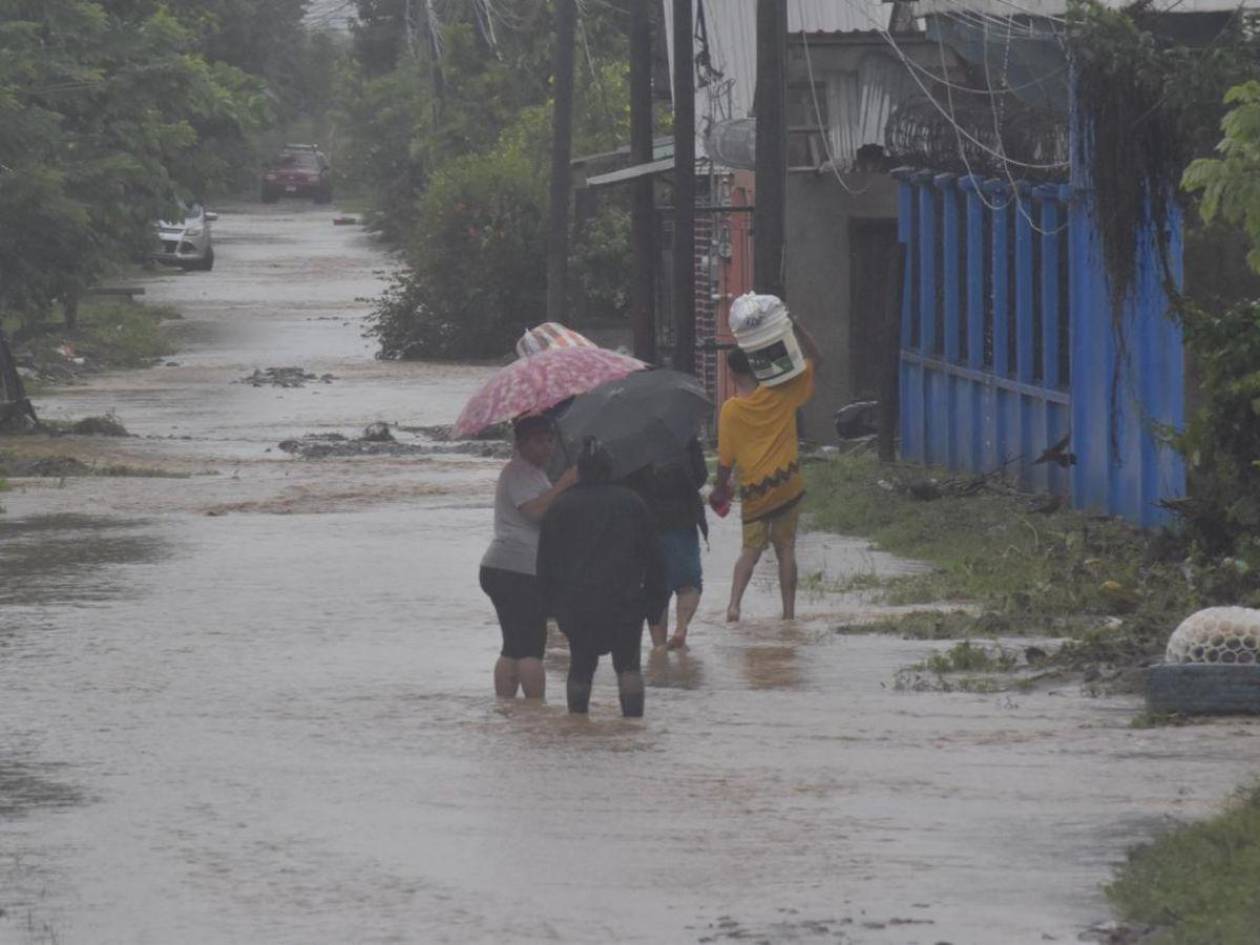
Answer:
[626,438,708,651]
[537,438,668,717]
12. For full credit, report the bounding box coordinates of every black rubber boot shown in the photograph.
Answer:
[566,679,592,714]
[617,671,645,718]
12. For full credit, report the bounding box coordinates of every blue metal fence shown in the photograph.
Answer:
[893,168,1185,527]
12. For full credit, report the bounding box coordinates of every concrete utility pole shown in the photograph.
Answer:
[754,0,787,300]
[630,0,656,362]
[671,0,695,374]
[546,0,577,325]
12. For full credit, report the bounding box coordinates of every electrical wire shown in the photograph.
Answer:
[888,36,1066,96]
[979,13,1070,235]
[800,30,873,194]
[839,0,1069,171]
[935,20,1014,212]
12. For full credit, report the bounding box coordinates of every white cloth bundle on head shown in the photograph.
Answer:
[515,322,597,358]
[728,292,788,335]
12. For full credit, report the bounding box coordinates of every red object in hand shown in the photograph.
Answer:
[708,491,731,518]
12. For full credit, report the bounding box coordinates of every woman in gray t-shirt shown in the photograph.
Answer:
[479,416,576,700]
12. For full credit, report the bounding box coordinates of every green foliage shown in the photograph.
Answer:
[368,150,547,359]
[1068,2,1260,306]
[1070,7,1260,566]
[804,453,1260,666]
[0,0,269,326]
[1184,81,1260,274]
[1107,784,1260,945]
[339,2,634,359]
[1173,300,1260,562]
[14,299,178,371]
[919,641,1017,674]
[1173,83,1260,562]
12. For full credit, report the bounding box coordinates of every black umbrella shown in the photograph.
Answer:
[554,368,712,480]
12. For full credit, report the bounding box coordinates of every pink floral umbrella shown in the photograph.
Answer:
[454,345,647,437]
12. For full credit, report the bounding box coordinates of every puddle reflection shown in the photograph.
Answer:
[0,514,168,606]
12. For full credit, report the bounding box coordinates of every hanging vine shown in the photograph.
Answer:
[1067,1,1260,308]
[1068,3,1183,309]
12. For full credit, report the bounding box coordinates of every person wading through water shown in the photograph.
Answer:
[710,317,822,623]
[479,416,576,701]
[537,438,667,717]
[626,437,708,650]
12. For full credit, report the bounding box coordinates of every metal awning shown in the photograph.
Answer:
[583,157,675,188]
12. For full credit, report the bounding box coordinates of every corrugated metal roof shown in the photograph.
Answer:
[584,158,676,188]
[664,0,893,135]
[910,0,1257,15]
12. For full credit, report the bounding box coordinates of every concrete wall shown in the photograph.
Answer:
[785,171,899,439]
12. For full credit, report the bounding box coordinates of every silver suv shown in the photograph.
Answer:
[153,202,216,271]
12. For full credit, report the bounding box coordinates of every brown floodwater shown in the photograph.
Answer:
[2,202,1257,945]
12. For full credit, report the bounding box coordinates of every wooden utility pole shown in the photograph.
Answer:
[546,0,577,325]
[629,0,657,362]
[754,0,787,300]
[671,0,695,374]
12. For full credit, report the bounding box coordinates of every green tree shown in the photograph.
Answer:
[0,0,266,326]
[1184,81,1260,274]
[342,3,633,358]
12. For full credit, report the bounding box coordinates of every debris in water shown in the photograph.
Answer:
[277,433,510,459]
[361,422,394,442]
[72,415,129,437]
[238,367,336,388]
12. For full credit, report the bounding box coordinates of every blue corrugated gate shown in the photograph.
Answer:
[894,167,1186,527]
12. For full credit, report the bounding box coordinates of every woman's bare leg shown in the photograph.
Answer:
[517,657,545,700]
[494,656,519,698]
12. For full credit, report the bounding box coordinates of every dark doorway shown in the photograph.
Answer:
[848,219,900,400]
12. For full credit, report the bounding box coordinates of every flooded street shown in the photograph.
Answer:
[2,204,1258,945]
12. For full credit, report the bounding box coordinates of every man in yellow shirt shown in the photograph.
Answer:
[710,318,821,622]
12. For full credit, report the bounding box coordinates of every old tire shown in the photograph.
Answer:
[199,247,215,272]
[1146,664,1260,715]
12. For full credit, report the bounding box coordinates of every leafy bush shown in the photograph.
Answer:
[1184,81,1260,274]
[340,7,632,360]
[1175,300,1260,562]
[366,139,632,361]
[367,151,546,360]
[1176,82,1260,563]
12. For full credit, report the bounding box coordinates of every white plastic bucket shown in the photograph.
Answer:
[728,292,807,386]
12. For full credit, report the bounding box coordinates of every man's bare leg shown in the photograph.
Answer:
[773,539,798,620]
[727,546,763,622]
[649,602,669,649]
[517,657,545,700]
[668,587,701,647]
[494,656,520,698]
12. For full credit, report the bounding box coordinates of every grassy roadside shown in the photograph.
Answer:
[807,452,1260,942]
[2,298,182,478]
[803,452,1260,678]
[3,298,179,390]
[1106,785,1260,945]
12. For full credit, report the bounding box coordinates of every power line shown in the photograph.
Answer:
[839,0,1069,171]
[977,14,1069,234]
[800,30,873,195]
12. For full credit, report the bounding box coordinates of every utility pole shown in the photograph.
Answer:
[546,0,577,325]
[754,0,787,300]
[671,0,695,374]
[629,0,656,362]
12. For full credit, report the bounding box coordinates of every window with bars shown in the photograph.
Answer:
[787,81,828,169]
